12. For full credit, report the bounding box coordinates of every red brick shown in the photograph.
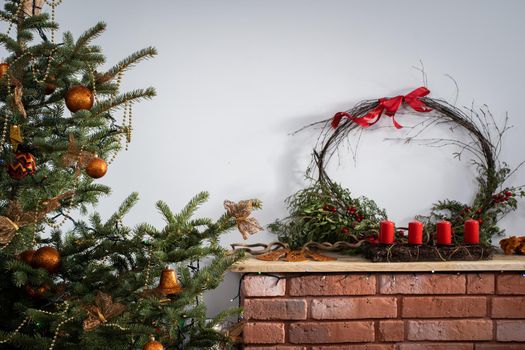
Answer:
[243,322,285,344]
[467,273,495,294]
[245,347,307,350]
[399,344,473,350]
[378,320,404,341]
[311,297,397,319]
[476,344,525,350]
[311,345,394,350]
[407,319,493,341]
[289,274,375,296]
[496,320,525,341]
[491,297,525,318]
[241,275,286,297]
[289,321,374,343]
[379,273,466,294]
[402,296,486,318]
[497,274,525,295]
[244,299,307,320]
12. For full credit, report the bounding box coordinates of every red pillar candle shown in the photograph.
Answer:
[464,219,480,244]
[436,221,452,245]
[379,220,395,244]
[408,221,423,245]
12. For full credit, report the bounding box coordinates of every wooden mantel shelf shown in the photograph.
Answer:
[230,253,525,273]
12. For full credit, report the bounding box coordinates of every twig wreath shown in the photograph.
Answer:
[269,87,524,254]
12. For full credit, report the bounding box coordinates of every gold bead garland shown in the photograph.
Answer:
[0,316,30,345]
[0,301,71,348]
[143,246,152,288]
[103,323,129,331]
[114,70,123,93]
[125,102,133,149]
[49,316,74,350]
[43,300,72,350]
[3,47,59,98]
[0,113,9,147]
[0,0,24,36]
[28,48,59,84]
[107,101,133,165]
[43,0,63,44]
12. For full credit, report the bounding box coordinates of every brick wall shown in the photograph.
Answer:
[241,272,525,349]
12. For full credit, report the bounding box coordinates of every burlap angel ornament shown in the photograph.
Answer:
[224,200,263,240]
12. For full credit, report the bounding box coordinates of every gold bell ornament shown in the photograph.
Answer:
[0,62,9,78]
[156,267,183,296]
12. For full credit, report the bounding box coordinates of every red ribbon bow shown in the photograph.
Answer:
[331,87,432,129]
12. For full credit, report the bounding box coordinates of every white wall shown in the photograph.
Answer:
[23,0,525,315]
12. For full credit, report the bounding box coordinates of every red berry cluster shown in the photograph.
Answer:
[367,236,379,245]
[493,190,514,204]
[459,207,484,224]
[459,207,471,216]
[323,204,337,213]
[341,227,350,235]
[347,206,364,222]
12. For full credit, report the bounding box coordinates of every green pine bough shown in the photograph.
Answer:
[0,1,250,349]
[268,180,387,250]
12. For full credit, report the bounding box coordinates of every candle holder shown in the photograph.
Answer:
[363,243,494,262]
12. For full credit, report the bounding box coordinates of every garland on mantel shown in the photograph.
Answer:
[270,87,524,252]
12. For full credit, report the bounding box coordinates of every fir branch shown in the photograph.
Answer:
[73,22,106,54]
[103,46,158,81]
[0,32,22,53]
[89,87,156,118]
[155,200,176,225]
[174,191,210,225]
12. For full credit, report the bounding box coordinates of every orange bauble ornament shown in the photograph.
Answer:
[86,157,108,178]
[143,338,164,350]
[44,76,57,95]
[65,85,94,112]
[19,249,35,265]
[25,283,50,298]
[31,246,61,273]
[0,63,9,78]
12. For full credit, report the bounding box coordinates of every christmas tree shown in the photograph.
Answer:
[0,1,256,349]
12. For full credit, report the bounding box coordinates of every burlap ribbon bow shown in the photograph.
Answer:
[0,192,74,245]
[83,291,125,331]
[224,200,263,240]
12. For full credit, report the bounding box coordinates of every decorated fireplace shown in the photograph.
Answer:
[232,255,525,349]
[226,86,525,348]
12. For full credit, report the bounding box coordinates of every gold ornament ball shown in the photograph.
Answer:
[0,63,9,78]
[31,246,61,273]
[65,85,94,112]
[143,339,164,350]
[19,249,35,265]
[86,157,108,179]
[25,283,50,298]
[44,76,57,95]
